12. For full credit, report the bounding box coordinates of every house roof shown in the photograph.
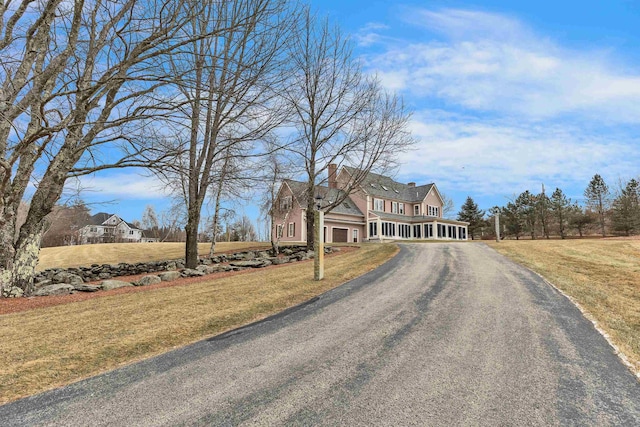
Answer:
[88,212,113,225]
[123,221,141,230]
[86,213,142,230]
[343,166,434,203]
[283,179,364,217]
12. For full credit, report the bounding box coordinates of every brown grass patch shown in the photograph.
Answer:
[486,239,640,374]
[0,243,398,404]
[37,242,272,271]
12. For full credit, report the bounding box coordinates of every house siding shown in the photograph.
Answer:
[272,167,469,243]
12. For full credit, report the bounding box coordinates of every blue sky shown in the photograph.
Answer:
[76,0,640,225]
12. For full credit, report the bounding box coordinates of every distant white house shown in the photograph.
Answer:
[79,213,158,244]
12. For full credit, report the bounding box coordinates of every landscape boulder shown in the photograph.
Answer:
[52,271,84,285]
[34,279,53,288]
[181,268,206,277]
[134,275,162,286]
[196,265,218,274]
[229,260,266,268]
[100,280,133,290]
[32,284,74,296]
[159,271,182,282]
[73,284,101,292]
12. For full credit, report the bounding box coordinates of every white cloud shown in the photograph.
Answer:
[397,111,640,200]
[366,8,640,123]
[74,172,170,201]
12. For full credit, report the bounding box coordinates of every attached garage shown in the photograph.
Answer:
[332,228,349,243]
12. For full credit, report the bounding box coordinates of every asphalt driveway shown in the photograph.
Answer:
[2,243,639,426]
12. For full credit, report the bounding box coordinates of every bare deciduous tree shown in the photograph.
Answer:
[156,0,295,269]
[142,204,160,238]
[283,9,415,250]
[260,152,296,254]
[0,0,211,296]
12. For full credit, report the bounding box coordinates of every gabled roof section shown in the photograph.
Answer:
[343,166,434,203]
[282,179,309,207]
[281,179,363,217]
[123,221,141,230]
[88,212,113,225]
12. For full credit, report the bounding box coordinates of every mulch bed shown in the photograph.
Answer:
[0,247,356,316]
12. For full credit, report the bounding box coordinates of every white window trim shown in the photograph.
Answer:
[374,198,384,212]
[287,222,295,238]
[391,201,398,214]
[399,203,404,215]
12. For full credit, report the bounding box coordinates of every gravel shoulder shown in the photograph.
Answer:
[1,243,638,426]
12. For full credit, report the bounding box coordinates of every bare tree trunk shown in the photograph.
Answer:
[185,209,201,269]
[209,199,222,257]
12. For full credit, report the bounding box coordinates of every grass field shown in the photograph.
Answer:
[37,241,272,271]
[0,243,398,404]
[487,239,640,375]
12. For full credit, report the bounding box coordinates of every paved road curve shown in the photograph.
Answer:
[2,243,639,426]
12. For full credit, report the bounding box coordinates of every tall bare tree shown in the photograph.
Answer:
[0,0,210,296]
[157,0,295,268]
[260,152,297,254]
[283,9,415,250]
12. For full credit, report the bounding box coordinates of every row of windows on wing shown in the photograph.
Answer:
[88,227,137,235]
[372,199,439,217]
[369,222,467,240]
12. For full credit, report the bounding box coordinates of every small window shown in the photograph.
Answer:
[391,202,398,214]
[276,224,283,238]
[287,222,295,237]
[381,185,388,191]
[394,189,399,194]
[414,205,420,215]
[129,230,134,235]
[370,183,377,188]
[399,203,405,215]
[279,196,293,211]
[343,202,350,208]
[374,198,384,211]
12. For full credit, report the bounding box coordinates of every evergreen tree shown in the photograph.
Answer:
[611,179,640,236]
[502,202,524,240]
[456,197,485,240]
[584,174,609,237]
[516,190,537,239]
[550,188,571,239]
[568,203,593,237]
[537,185,551,239]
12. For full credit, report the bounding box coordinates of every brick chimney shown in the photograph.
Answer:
[407,182,416,187]
[328,163,338,189]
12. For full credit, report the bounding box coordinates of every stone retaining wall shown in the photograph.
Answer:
[4,245,338,298]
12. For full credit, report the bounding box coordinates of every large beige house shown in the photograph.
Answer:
[272,165,469,243]
[79,213,158,244]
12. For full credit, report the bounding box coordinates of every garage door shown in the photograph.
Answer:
[332,228,348,243]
